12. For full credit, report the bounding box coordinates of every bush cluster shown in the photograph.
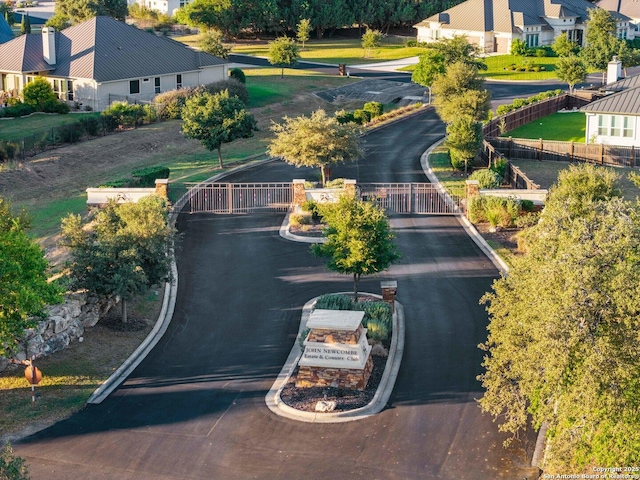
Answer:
[313,294,392,341]
[468,169,502,189]
[101,101,157,129]
[467,195,521,228]
[100,166,170,188]
[335,101,384,125]
[495,89,563,116]
[153,79,249,120]
[504,64,546,72]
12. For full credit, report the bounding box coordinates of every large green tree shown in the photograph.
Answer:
[61,196,174,324]
[174,0,232,33]
[478,164,640,470]
[268,109,363,186]
[445,115,482,173]
[432,61,491,123]
[580,8,621,83]
[411,50,445,90]
[361,28,384,58]
[427,35,486,70]
[181,90,257,169]
[296,18,311,49]
[312,194,399,302]
[267,36,300,78]
[198,29,230,58]
[0,198,62,358]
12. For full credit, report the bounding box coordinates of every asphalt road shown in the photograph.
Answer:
[14,110,539,479]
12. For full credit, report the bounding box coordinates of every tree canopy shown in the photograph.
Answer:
[61,196,174,324]
[198,29,230,58]
[411,50,445,88]
[181,90,257,169]
[478,164,640,470]
[580,8,621,81]
[555,55,588,93]
[268,109,363,186]
[0,198,62,357]
[55,0,127,22]
[174,0,232,33]
[23,77,58,111]
[312,194,400,302]
[361,28,384,58]
[296,18,311,49]
[268,36,300,78]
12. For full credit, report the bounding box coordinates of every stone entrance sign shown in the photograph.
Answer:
[296,309,373,391]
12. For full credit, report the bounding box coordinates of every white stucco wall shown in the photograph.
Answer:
[585,113,640,147]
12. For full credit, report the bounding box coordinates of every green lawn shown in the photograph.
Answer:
[174,36,426,66]
[427,145,467,193]
[502,112,585,142]
[0,112,102,142]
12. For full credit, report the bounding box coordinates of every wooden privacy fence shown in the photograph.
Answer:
[479,141,540,190]
[483,94,591,137]
[487,137,640,168]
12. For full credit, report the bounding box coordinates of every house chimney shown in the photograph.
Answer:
[42,27,56,66]
[607,55,622,84]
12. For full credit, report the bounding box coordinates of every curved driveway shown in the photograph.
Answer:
[15,109,538,479]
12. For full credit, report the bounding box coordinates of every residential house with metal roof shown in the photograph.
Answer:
[414,0,634,54]
[0,14,13,44]
[582,70,640,146]
[597,0,640,36]
[0,16,228,111]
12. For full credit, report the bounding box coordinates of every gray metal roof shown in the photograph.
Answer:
[0,34,53,73]
[417,0,596,32]
[0,15,13,44]
[581,86,640,114]
[601,74,640,93]
[0,16,227,82]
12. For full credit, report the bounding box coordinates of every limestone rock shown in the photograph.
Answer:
[44,332,70,355]
[315,401,337,412]
[0,356,9,373]
[51,315,70,334]
[371,344,388,357]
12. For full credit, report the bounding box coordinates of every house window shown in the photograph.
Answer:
[526,34,539,48]
[154,77,161,94]
[14,76,20,91]
[598,115,608,136]
[130,80,140,94]
[432,29,440,40]
[623,116,634,138]
[1,74,7,92]
[26,76,34,84]
[176,74,182,89]
[610,115,621,137]
[67,80,74,101]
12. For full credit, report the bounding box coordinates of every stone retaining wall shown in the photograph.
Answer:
[296,355,374,391]
[306,324,364,345]
[0,293,117,372]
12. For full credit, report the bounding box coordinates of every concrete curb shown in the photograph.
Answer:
[279,210,326,244]
[419,139,510,276]
[87,156,277,404]
[265,293,404,423]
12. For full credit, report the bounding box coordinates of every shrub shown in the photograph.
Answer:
[229,68,246,84]
[52,122,84,143]
[300,199,321,221]
[467,195,487,223]
[535,48,546,57]
[0,103,35,118]
[289,212,313,226]
[363,101,383,119]
[520,199,535,212]
[324,178,345,188]
[353,109,370,124]
[491,157,507,179]
[102,101,146,128]
[142,104,158,123]
[0,141,20,161]
[131,166,169,187]
[201,79,249,105]
[496,104,514,116]
[405,39,417,47]
[515,211,540,228]
[366,318,389,341]
[469,169,502,189]
[314,294,353,310]
[335,109,357,124]
[154,88,193,119]
[43,99,70,114]
[99,179,128,188]
[22,77,57,111]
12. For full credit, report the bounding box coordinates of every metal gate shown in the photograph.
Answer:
[187,182,293,214]
[359,183,465,215]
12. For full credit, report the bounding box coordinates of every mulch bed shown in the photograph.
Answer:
[279,354,388,412]
[289,223,325,238]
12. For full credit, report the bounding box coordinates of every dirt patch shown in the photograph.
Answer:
[474,223,521,252]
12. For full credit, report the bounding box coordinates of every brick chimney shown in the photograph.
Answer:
[42,27,56,66]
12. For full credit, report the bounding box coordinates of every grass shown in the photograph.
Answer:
[0,112,102,142]
[480,55,561,80]
[427,145,467,194]
[502,112,586,142]
[486,239,516,268]
[174,36,425,66]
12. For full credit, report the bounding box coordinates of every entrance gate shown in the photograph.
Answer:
[359,183,464,215]
[187,182,293,214]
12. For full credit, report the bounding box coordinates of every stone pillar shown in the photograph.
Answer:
[155,178,169,199]
[344,179,357,197]
[465,180,479,218]
[381,280,397,313]
[292,179,306,211]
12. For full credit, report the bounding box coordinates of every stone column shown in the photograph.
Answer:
[344,179,357,197]
[155,178,169,199]
[465,180,479,218]
[381,280,397,313]
[292,179,306,211]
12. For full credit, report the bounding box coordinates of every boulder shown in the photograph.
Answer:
[43,332,70,355]
[51,315,71,334]
[315,401,337,412]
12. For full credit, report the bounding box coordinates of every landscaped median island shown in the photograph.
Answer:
[268,290,403,421]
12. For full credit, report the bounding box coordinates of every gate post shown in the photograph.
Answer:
[465,180,480,217]
[344,179,357,197]
[292,179,306,211]
[154,179,169,199]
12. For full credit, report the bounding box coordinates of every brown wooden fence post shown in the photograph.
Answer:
[570,141,574,162]
[600,143,604,165]
[508,137,512,158]
[632,145,636,167]
[539,138,543,161]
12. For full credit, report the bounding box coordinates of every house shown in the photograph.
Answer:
[597,0,640,37]
[582,63,640,146]
[0,16,228,111]
[134,0,187,17]
[414,0,634,54]
[0,14,13,44]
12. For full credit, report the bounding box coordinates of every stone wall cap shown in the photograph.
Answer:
[465,180,480,185]
[380,280,397,289]
[155,178,169,185]
[307,309,364,330]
